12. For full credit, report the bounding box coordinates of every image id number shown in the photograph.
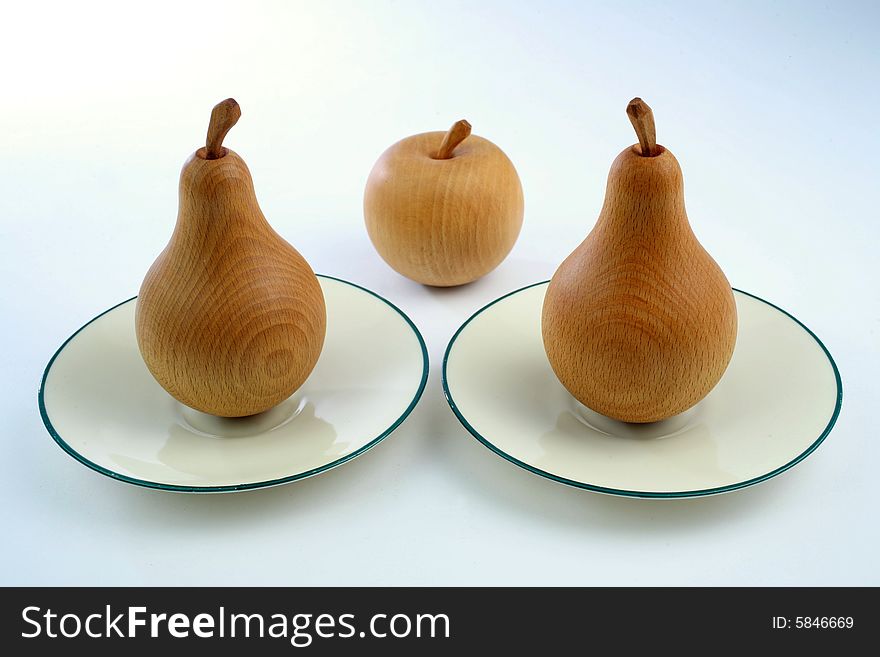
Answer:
[773,617,854,629]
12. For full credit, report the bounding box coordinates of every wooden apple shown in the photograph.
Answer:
[364,120,524,286]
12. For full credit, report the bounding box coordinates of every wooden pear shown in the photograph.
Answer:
[136,99,326,417]
[541,98,737,423]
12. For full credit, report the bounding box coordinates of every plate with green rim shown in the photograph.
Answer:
[39,275,428,493]
[442,282,841,499]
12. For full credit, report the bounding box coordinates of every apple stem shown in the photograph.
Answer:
[205,98,241,159]
[626,98,658,156]
[434,119,472,159]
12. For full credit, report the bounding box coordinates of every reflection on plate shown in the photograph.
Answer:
[443,282,841,498]
[40,275,428,493]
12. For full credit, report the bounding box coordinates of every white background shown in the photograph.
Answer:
[1,1,877,585]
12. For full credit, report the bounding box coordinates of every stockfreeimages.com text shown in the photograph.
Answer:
[22,605,450,646]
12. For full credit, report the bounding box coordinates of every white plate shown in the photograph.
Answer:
[40,275,428,493]
[443,283,841,498]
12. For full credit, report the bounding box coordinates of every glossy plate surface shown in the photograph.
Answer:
[443,283,841,498]
[40,276,428,492]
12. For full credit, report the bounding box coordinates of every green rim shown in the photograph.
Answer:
[38,274,429,493]
[442,281,843,499]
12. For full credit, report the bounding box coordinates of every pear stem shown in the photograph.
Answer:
[626,98,658,156]
[434,120,472,159]
[205,98,241,159]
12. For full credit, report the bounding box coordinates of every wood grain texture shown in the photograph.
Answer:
[542,133,737,423]
[136,105,325,417]
[364,123,523,287]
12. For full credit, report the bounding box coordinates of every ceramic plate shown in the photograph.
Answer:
[40,275,428,492]
[443,283,841,498]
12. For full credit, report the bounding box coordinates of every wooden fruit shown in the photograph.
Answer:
[541,98,737,423]
[135,99,326,417]
[364,120,524,286]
